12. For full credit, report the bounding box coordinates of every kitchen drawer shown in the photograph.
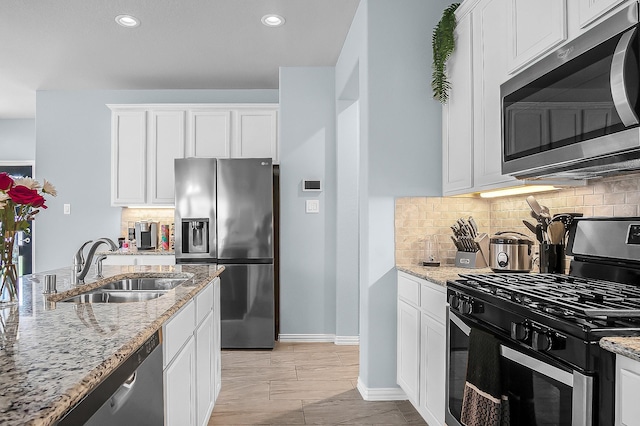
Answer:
[420,281,446,324]
[196,282,214,325]
[164,299,196,368]
[398,272,420,307]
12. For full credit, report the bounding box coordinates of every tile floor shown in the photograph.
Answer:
[208,341,427,425]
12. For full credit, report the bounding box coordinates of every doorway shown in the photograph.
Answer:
[0,163,34,276]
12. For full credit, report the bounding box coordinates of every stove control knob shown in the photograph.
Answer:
[532,330,553,351]
[459,299,484,315]
[459,300,472,314]
[448,294,460,310]
[510,322,529,341]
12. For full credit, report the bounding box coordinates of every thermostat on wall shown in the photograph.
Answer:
[302,179,322,192]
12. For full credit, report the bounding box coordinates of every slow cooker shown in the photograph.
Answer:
[489,231,533,272]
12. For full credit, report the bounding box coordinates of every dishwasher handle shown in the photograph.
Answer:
[108,372,137,413]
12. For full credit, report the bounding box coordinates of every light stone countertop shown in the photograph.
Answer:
[0,263,224,426]
[396,264,493,286]
[600,337,640,362]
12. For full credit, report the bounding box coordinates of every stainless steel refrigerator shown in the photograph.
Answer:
[175,158,274,349]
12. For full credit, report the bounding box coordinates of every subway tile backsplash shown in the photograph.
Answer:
[395,172,640,266]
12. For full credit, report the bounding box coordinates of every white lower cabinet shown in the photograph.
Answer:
[397,299,420,404]
[616,354,640,426]
[196,311,215,426]
[164,278,221,426]
[419,312,446,426]
[396,271,446,426]
[165,337,196,426]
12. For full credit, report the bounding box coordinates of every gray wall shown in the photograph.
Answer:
[279,68,338,336]
[0,119,36,161]
[34,90,278,272]
[335,0,448,389]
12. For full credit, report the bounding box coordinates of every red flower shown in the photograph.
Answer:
[0,173,13,191]
[8,185,47,209]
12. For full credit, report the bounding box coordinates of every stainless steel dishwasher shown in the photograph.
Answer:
[57,330,164,425]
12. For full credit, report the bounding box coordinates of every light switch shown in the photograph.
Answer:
[64,204,71,215]
[306,199,320,214]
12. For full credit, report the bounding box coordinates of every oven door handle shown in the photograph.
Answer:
[611,26,639,127]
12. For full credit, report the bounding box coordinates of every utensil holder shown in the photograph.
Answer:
[540,243,565,273]
[455,251,487,269]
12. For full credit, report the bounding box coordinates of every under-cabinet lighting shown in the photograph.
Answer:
[261,14,285,27]
[479,185,559,198]
[115,14,141,28]
[124,206,174,209]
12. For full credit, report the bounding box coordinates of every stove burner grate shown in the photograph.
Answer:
[458,273,640,318]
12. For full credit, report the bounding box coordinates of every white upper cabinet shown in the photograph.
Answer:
[442,11,474,195]
[110,104,278,206]
[111,110,147,205]
[188,110,232,158]
[149,110,186,204]
[578,0,629,29]
[235,109,278,162]
[507,0,567,73]
[473,0,518,190]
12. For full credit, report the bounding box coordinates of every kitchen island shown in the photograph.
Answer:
[0,263,223,426]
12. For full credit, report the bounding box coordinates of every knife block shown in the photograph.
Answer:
[455,251,487,268]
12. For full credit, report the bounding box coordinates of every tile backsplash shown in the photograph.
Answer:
[395,172,640,266]
[120,208,175,240]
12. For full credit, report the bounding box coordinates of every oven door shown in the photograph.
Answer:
[447,310,593,426]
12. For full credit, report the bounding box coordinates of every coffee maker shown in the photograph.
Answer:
[135,221,158,250]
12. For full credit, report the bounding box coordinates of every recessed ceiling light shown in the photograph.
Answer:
[261,14,285,27]
[115,14,140,28]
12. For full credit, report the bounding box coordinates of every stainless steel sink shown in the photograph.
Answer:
[99,277,187,291]
[60,276,189,303]
[62,291,167,303]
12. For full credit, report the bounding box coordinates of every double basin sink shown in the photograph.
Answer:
[60,276,189,304]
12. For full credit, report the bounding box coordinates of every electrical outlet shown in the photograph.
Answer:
[64,204,71,215]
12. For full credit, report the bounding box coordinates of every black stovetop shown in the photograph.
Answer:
[449,273,640,333]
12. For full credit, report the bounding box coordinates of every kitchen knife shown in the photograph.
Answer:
[450,235,463,251]
[468,216,479,237]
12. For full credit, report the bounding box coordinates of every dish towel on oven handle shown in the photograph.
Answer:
[461,327,510,426]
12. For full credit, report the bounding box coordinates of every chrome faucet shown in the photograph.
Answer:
[73,238,118,282]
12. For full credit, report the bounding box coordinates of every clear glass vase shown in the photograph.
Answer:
[0,231,18,304]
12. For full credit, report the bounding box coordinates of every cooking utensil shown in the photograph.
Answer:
[548,221,566,245]
[536,224,544,244]
[526,195,551,223]
[522,220,537,235]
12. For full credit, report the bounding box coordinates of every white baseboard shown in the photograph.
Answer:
[356,378,408,401]
[334,335,359,345]
[278,334,336,342]
[278,334,361,345]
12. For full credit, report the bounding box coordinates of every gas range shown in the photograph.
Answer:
[448,272,640,372]
[446,217,640,426]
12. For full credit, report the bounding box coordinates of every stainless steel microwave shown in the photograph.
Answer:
[501,1,640,180]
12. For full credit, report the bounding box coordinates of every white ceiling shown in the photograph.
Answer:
[0,0,360,119]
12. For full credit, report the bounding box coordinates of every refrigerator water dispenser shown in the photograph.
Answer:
[182,219,209,253]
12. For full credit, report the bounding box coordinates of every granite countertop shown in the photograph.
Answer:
[397,264,492,286]
[99,248,175,256]
[600,337,640,362]
[0,263,224,426]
